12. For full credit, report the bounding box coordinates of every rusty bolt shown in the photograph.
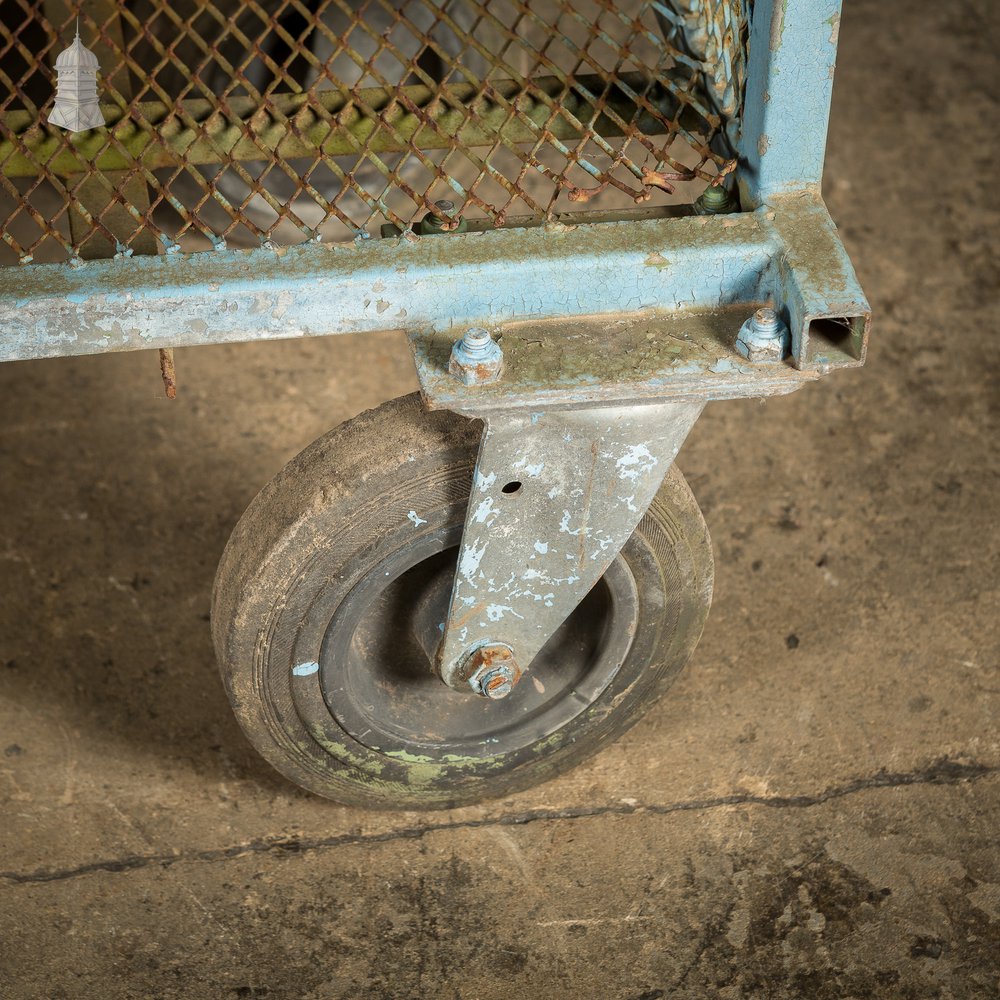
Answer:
[449,327,503,386]
[418,199,469,235]
[735,306,791,363]
[464,644,521,700]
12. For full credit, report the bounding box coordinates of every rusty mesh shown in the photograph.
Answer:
[0,0,746,264]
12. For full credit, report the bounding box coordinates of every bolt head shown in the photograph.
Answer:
[464,644,521,699]
[481,670,514,699]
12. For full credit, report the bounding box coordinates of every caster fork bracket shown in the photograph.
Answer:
[436,401,703,692]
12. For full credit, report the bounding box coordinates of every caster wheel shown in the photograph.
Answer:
[212,393,714,809]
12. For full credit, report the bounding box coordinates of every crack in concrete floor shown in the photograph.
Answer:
[3,757,993,886]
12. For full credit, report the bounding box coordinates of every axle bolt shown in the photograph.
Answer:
[449,327,503,386]
[464,644,521,699]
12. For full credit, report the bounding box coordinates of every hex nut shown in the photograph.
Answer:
[449,328,503,386]
[419,199,469,235]
[463,644,522,699]
[735,306,791,363]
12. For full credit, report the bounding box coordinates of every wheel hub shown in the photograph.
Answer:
[318,527,638,761]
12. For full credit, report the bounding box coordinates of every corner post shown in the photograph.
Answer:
[738,0,844,207]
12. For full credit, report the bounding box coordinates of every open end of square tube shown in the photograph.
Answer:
[804,314,869,368]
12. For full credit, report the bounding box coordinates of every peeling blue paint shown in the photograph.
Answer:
[459,540,488,586]
[615,444,658,482]
[472,497,496,524]
[485,604,524,622]
[559,510,581,536]
[474,471,497,493]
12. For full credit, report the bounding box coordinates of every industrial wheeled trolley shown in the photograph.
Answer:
[1,1,869,807]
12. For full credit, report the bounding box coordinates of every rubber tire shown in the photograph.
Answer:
[212,393,714,809]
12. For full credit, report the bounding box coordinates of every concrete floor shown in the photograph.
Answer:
[2,1,998,996]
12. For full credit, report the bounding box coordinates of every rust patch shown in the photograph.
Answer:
[770,0,787,51]
[158,348,176,399]
[828,12,841,45]
[710,159,738,187]
[640,165,694,195]
[459,644,522,688]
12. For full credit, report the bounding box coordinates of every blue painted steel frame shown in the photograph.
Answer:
[739,0,843,205]
[0,1,869,377]
[0,198,867,372]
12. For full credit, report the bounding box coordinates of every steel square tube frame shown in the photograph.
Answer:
[0,1,869,376]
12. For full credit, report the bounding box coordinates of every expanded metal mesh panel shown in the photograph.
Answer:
[0,0,746,264]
